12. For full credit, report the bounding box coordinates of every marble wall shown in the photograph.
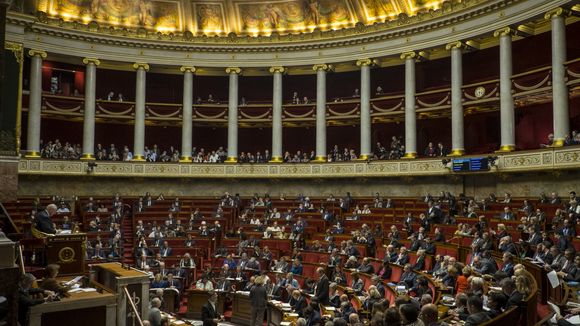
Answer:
[17,169,580,199]
[0,158,19,202]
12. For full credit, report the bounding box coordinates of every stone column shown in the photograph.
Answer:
[26,50,46,158]
[180,66,196,162]
[401,52,419,158]
[132,63,149,161]
[313,64,332,162]
[81,58,100,160]
[356,59,374,160]
[546,8,570,147]
[225,67,241,163]
[446,42,465,156]
[269,66,285,163]
[494,28,516,152]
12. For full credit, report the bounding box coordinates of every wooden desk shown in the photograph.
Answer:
[91,262,150,326]
[185,289,225,319]
[522,259,549,304]
[231,292,254,326]
[29,289,116,326]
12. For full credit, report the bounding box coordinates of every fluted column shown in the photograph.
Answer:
[180,66,196,162]
[26,50,46,158]
[546,8,570,147]
[313,64,332,162]
[446,42,465,156]
[132,62,149,161]
[81,58,100,160]
[270,66,285,163]
[401,52,419,159]
[357,59,374,160]
[225,67,241,163]
[494,28,516,152]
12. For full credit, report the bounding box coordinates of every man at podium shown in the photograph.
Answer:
[35,204,58,234]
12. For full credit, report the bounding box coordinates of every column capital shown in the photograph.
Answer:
[225,67,242,74]
[493,27,517,38]
[400,51,428,61]
[269,66,286,74]
[28,50,47,59]
[180,66,196,73]
[445,41,467,51]
[356,58,377,67]
[312,64,333,72]
[132,62,150,71]
[83,58,101,66]
[544,7,570,20]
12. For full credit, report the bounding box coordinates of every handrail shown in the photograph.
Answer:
[0,202,21,234]
[122,285,145,326]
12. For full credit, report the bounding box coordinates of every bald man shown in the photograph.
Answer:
[36,204,57,234]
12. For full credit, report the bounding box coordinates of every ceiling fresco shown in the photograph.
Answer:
[39,0,453,35]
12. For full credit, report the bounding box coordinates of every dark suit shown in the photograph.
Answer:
[314,275,330,305]
[413,257,425,271]
[505,290,523,308]
[358,264,374,274]
[18,288,45,326]
[329,256,342,266]
[250,285,268,326]
[290,296,307,316]
[395,254,409,266]
[464,311,492,326]
[35,210,56,234]
[201,301,220,326]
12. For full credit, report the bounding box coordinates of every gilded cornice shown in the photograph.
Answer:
[225,67,242,74]
[544,7,571,20]
[28,49,47,58]
[7,0,557,53]
[493,27,517,38]
[17,147,580,178]
[356,58,377,67]
[269,66,286,74]
[132,62,150,71]
[312,64,333,72]
[82,57,101,66]
[180,66,196,73]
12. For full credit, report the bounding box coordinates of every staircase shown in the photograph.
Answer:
[122,212,135,266]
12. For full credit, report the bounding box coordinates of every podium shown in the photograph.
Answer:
[45,233,87,275]
[92,263,150,326]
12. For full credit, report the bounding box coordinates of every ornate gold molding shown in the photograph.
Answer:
[82,58,101,66]
[493,27,517,38]
[180,66,196,73]
[132,62,150,71]
[17,147,580,178]
[225,67,242,75]
[355,59,377,67]
[400,51,428,61]
[28,49,47,58]
[312,64,333,72]
[269,66,286,74]
[544,7,570,20]
[445,41,467,51]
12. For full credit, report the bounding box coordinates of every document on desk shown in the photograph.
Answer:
[547,270,560,288]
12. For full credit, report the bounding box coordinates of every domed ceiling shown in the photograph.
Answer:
[38,0,451,36]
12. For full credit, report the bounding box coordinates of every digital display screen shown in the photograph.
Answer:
[452,158,490,172]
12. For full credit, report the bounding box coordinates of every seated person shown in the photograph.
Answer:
[40,264,68,296]
[398,264,417,289]
[19,273,53,326]
[151,273,169,289]
[350,272,364,295]
[290,260,303,275]
[289,290,307,317]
